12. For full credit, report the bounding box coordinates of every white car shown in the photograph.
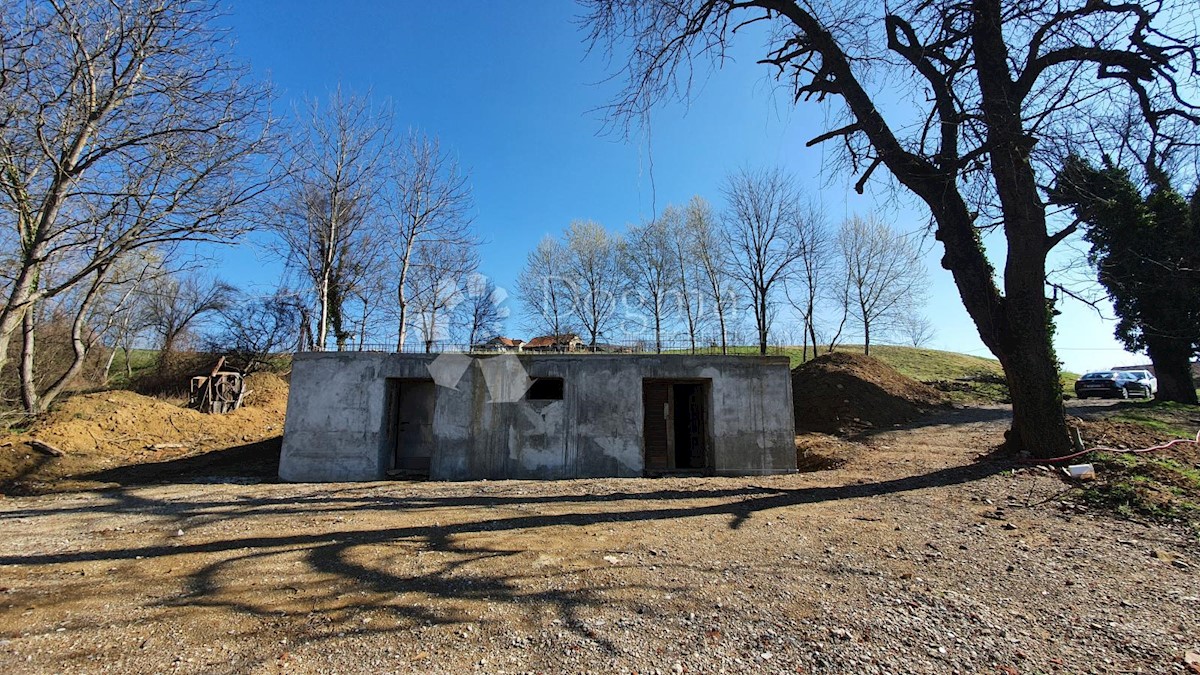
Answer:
[1121,369,1158,396]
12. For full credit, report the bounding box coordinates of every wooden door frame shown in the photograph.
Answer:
[641,378,713,474]
[386,377,437,473]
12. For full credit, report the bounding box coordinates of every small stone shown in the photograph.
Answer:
[1151,549,1177,563]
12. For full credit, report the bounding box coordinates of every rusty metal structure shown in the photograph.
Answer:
[188,357,246,414]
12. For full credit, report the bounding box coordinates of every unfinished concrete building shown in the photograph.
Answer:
[279,352,796,482]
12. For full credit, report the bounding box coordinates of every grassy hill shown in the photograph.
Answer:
[693,344,1077,404]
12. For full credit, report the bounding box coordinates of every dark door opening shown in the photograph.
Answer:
[387,379,436,477]
[642,379,710,474]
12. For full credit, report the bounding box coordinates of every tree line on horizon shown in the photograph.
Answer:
[514,168,929,358]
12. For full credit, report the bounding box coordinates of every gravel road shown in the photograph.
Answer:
[1,405,1197,674]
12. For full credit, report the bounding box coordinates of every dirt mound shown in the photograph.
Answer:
[792,352,947,433]
[1,374,289,493]
[242,371,290,410]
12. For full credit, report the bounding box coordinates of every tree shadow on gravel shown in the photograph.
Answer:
[0,455,1009,657]
[0,457,1008,566]
[847,403,1015,443]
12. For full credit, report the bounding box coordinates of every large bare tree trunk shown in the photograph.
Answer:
[757,293,768,355]
[862,316,871,356]
[35,290,103,414]
[717,310,728,355]
[396,243,414,351]
[971,0,1070,454]
[19,306,38,414]
[317,268,331,351]
[1146,337,1198,404]
[996,315,1069,452]
[19,272,109,414]
[0,254,44,378]
[0,1,272,382]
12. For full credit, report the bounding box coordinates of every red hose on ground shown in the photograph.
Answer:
[1024,429,1200,464]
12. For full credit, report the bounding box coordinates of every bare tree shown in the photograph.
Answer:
[669,203,708,353]
[622,209,679,352]
[143,274,235,373]
[209,290,300,372]
[17,260,110,412]
[899,312,937,348]
[564,220,623,347]
[8,248,168,411]
[95,252,164,384]
[517,236,575,339]
[274,88,389,352]
[583,0,1199,456]
[0,0,272,383]
[783,205,833,361]
[406,240,479,352]
[459,274,507,347]
[347,272,392,351]
[385,131,476,350]
[836,215,927,355]
[723,167,805,355]
[685,196,735,354]
[822,265,852,354]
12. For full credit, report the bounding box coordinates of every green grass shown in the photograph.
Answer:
[1071,400,1200,529]
[666,343,1078,404]
[106,348,159,387]
[687,343,1006,376]
[1103,398,1200,435]
[1110,406,1197,438]
[1078,453,1200,525]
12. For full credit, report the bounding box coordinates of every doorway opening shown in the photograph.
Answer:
[386,378,436,478]
[642,379,710,474]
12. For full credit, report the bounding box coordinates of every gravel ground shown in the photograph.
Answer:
[0,404,1197,674]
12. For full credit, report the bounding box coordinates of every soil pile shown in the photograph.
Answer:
[1,371,289,493]
[792,352,947,433]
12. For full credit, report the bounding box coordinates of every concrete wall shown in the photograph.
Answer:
[279,352,796,482]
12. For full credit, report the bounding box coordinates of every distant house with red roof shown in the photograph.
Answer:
[524,333,584,352]
[473,336,525,352]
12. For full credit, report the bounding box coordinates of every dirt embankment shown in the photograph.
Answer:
[0,372,288,494]
[792,352,948,434]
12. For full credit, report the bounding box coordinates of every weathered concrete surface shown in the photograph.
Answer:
[280,353,795,482]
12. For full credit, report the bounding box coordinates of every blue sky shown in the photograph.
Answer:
[217,0,1142,374]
